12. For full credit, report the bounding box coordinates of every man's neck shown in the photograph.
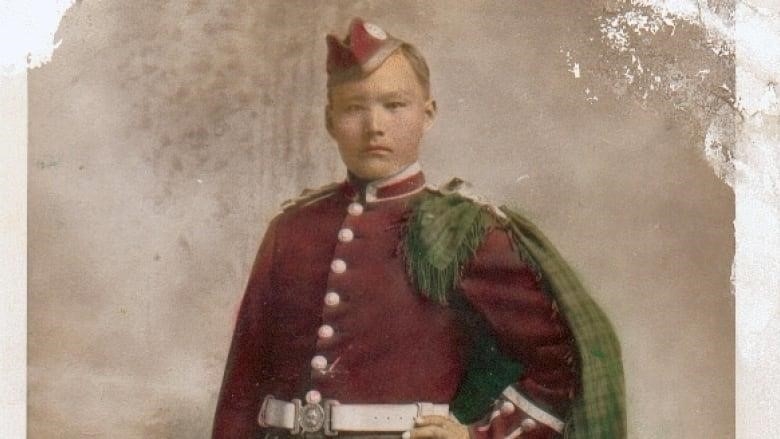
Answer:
[346,162,425,203]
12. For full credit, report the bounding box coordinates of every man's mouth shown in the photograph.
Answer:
[364,145,392,153]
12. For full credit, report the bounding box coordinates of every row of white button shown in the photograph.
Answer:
[306,203,364,404]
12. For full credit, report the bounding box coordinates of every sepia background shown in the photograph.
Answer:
[28,1,735,437]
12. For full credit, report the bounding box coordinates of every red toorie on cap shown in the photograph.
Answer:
[326,18,403,75]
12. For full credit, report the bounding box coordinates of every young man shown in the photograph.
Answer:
[213,19,625,439]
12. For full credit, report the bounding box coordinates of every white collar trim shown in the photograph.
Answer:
[364,162,422,203]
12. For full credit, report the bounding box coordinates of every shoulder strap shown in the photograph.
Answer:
[280,182,341,212]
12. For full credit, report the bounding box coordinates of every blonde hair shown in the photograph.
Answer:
[327,43,432,99]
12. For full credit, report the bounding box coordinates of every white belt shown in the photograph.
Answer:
[258,396,449,435]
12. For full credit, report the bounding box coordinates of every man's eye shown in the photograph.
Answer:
[386,101,407,110]
[344,104,364,112]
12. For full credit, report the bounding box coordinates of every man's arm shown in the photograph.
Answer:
[212,217,280,439]
[458,227,579,439]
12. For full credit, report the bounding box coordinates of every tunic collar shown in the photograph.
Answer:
[344,162,426,203]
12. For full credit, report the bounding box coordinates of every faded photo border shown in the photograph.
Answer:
[2,1,778,438]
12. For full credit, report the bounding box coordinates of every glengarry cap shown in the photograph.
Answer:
[326,18,403,76]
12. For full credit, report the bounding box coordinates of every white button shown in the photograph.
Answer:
[305,390,322,404]
[318,325,334,339]
[338,228,354,242]
[331,259,347,274]
[311,355,328,370]
[347,202,364,216]
[500,401,516,415]
[324,292,340,307]
[520,418,538,432]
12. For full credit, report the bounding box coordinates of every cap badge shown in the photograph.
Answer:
[363,22,387,40]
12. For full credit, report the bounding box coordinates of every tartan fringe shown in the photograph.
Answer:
[404,196,488,304]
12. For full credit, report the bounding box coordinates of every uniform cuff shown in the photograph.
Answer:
[501,385,565,434]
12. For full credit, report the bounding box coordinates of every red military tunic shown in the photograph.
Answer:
[213,167,579,438]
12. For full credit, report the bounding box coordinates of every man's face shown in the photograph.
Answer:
[326,52,436,180]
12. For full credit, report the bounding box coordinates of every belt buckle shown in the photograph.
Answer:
[292,398,340,436]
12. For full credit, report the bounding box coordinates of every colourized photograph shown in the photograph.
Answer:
[28,1,735,438]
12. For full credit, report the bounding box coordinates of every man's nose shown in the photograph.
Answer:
[365,106,385,136]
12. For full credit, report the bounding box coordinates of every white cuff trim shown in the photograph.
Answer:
[501,386,565,433]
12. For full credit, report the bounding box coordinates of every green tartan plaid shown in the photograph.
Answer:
[404,188,626,438]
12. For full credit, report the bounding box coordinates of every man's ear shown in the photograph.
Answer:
[423,98,437,131]
[325,104,335,137]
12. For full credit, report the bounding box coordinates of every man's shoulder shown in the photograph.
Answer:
[409,177,516,264]
[405,178,530,304]
[413,177,544,267]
